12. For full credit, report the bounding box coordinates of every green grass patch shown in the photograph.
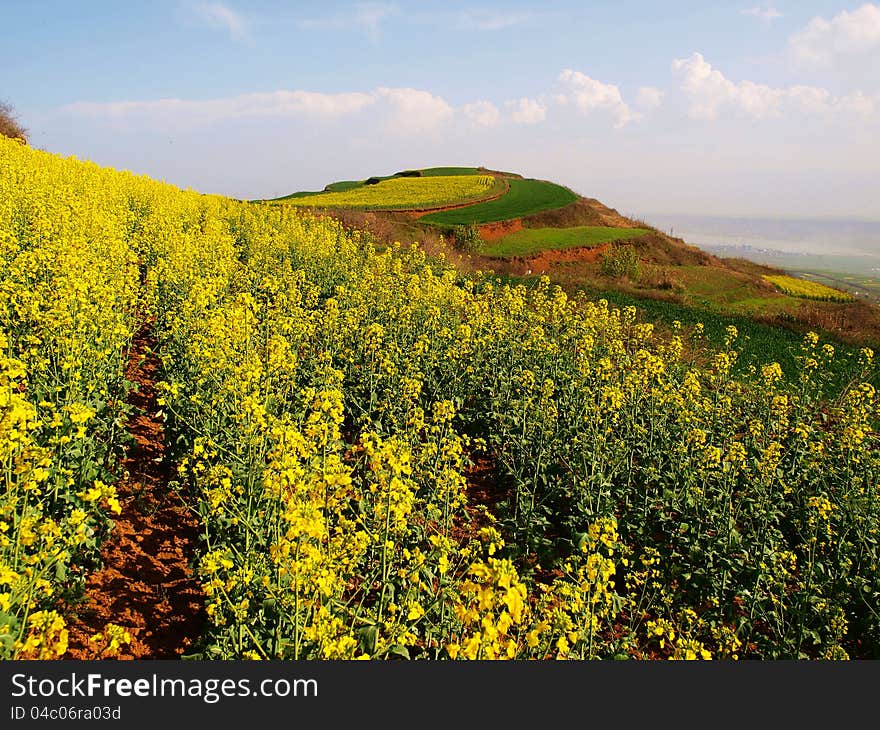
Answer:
[672,266,791,310]
[269,189,326,200]
[269,177,394,201]
[419,167,482,177]
[421,178,578,225]
[481,226,649,258]
[324,180,364,192]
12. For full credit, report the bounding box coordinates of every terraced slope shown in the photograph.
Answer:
[420,178,578,225]
[480,225,651,257]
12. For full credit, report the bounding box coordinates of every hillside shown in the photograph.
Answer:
[269,166,880,349]
[4,137,879,662]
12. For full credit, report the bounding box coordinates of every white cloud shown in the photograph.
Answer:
[297,3,398,42]
[673,52,877,120]
[279,91,377,117]
[66,90,377,128]
[636,86,664,110]
[741,5,783,23]
[557,70,637,127]
[194,2,249,41]
[451,9,536,30]
[838,90,876,116]
[463,100,500,127]
[783,86,875,115]
[375,87,454,134]
[505,98,546,124]
[67,86,458,136]
[789,3,880,66]
[672,52,783,119]
[786,85,833,113]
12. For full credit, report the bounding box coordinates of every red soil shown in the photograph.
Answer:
[477,218,523,241]
[64,324,204,660]
[473,243,611,276]
[464,455,509,521]
[450,454,512,545]
[517,243,610,273]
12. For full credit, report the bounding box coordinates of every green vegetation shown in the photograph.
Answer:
[324,180,364,192]
[419,166,482,176]
[421,178,578,225]
[269,176,396,201]
[600,244,642,281]
[451,224,483,253]
[656,266,797,315]
[272,189,326,200]
[479,226,650,257]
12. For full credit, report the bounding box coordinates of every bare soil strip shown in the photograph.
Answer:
[450,453,514,549]
[65,323,204,659]
[477,218,523,241]
[468,242,612,277]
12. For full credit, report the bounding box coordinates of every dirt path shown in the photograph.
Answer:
[449,452,515,549]
[64,323,204,659]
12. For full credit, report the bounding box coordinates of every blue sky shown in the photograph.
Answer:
[4,1,879,218]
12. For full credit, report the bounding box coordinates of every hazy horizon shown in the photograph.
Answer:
[643,212,880,258]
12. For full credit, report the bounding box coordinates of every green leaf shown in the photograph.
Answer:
[358,624,378,655]
[386,645,410,660]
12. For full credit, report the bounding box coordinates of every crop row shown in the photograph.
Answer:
[1,138,140,658]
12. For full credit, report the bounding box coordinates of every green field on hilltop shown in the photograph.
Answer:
[324,179,366,192]
[421,178,578,225]
[265,167,484,202]
[480,225,650,257]
[270,175,398,200]
[419,166,482,176]
[272,174,502,211]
